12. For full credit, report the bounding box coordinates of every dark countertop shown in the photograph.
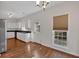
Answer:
[7,30,31,33]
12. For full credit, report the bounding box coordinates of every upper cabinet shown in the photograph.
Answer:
[53,14,68,30]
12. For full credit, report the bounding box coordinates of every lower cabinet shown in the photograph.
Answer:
[7,32,14,38]
[17,33,25,41]
[17,32,31,42]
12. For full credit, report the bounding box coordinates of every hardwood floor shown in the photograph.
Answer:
[0,38,78,58]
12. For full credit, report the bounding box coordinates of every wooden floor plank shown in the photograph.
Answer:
[0,38,78,58]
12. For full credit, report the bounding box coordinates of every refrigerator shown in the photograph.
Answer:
[0,19,7,53]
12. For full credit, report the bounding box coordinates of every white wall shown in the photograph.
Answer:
[25,2,79,56]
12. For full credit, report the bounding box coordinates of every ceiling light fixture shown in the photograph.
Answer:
[36,0,50,10]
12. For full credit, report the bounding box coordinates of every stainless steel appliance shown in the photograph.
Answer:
[0,19,7,53]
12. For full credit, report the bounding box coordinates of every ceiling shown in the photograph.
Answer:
[0,1,64,19]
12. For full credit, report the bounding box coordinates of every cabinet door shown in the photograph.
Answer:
[17,32,21,40]
[21,33,25,41]
[7,32,14,38]
[24,33,31,42]
[17,33,25,42]
[17,33,31,42]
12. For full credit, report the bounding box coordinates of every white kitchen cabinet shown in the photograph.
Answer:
[17,32,31,42]
[7,32,14,38]
[17,32,25,41]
